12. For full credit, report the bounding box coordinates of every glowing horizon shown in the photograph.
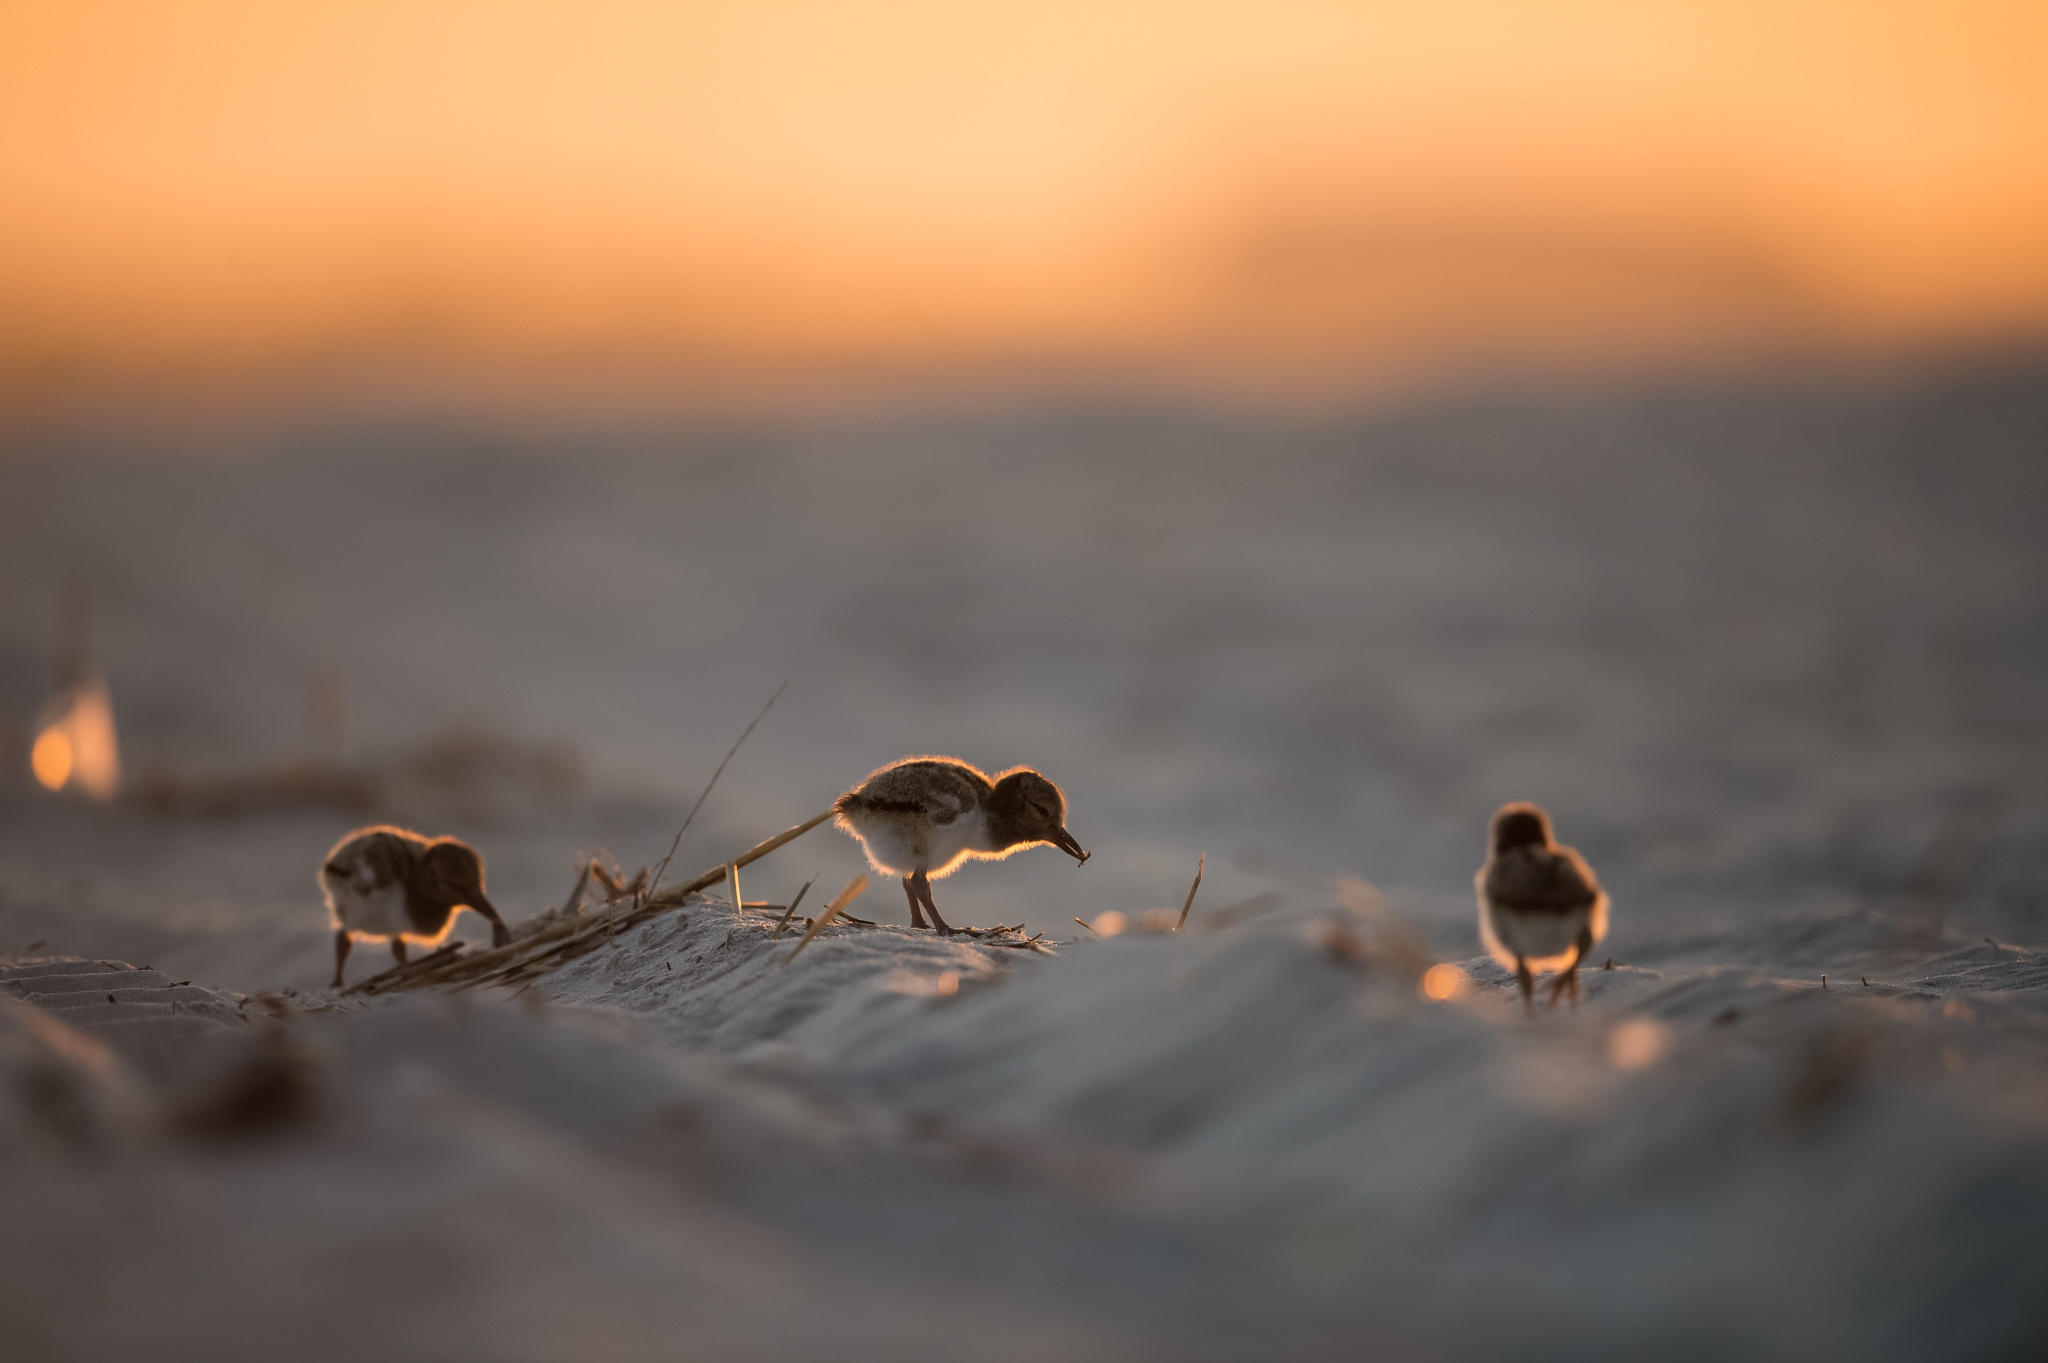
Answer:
[4,1,2046,399]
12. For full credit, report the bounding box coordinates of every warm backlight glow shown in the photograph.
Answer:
[31,680,122,800]
[1608,1019,1669,1071]
[31,729,73,791]
[1091,911,1129,938]
[4,2,2048,399]
[1420,963,1471,1002]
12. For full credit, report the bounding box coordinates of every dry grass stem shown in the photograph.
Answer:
[1176,854,1206,930]
[640,679,789,907]
[771,875,819,940]
[784,875,867,964]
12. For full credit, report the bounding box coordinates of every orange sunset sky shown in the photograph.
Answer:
[3,0,2046,400]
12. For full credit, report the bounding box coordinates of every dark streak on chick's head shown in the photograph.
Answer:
[1489,802,1554,854]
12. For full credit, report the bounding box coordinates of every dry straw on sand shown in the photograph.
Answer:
[344,808,837,995]
[769,875,818,941]
[342,683,1087,995]
[782,875,868,964]
[350,682,811,994]
[345,804,1056,996]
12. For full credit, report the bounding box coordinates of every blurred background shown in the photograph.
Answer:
[3,1,2046,988]
[7,0,2048,405]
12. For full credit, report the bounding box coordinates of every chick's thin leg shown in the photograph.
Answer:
[903,876,929,930]
[1546,927,1595,1008]
[332,930,352,988]
[912,869,956,934]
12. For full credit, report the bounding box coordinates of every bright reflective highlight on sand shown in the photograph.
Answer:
[31,728,73,790]
[1420,963,1470,1002]
[32,681,122,801]
[1608,1019,1668,1070]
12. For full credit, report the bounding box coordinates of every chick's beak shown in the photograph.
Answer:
[1049,827,1090,865]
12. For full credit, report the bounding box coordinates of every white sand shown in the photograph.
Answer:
[1,893,2042,1360]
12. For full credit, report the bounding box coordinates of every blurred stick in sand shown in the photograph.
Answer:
[1176,854,1206,930]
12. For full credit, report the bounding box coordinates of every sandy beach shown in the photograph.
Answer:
[4,357,2047,1359]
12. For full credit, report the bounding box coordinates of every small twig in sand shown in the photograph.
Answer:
[1176,854,1206,930]
[726,861,743,915]
[981,930,1049,952]
[641,680,790,908]
[1073,917,1095,932]
[770,875,819,940]
[784,875,867,964]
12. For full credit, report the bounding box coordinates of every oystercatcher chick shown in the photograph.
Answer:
[832,756,1088,933]
[320,825,512,986]
[1476,802,1608,1012]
